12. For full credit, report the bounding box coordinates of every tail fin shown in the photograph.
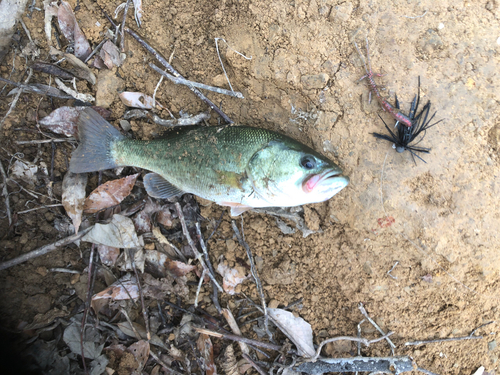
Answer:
[70,108,125,173]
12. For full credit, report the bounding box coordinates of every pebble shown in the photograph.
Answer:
[120,119,131,131]
[488,340,497,351]
[301,73,329,89]
[95,69,125,108]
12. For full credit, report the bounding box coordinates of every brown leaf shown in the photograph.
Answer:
[62,171,87,233]
[216,263,248,295]
[97,244,120,266]
[40,106,84,137]
[165,259,196,277]
[127,340,150,375]
[197,334,216,375]
[84,174,139,214]
[57,1,91,60]
[99,40,124,69]
[91,274,138,313]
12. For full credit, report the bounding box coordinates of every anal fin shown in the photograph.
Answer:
[144,173,185,199]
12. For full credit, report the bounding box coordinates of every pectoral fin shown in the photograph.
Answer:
[219,201,253,216]
[144,173,185,199]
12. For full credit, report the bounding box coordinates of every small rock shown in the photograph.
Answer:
[268,299,280,309]
[301,73,329,89]
[488,340,497,351]
[95,69,125,108]
[226,239,237,252]
[255,256,264,272]
[488,123,500,150]
[330,2,353,22]
[120,119,131,131]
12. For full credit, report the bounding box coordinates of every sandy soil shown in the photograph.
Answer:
[0,0,499,374]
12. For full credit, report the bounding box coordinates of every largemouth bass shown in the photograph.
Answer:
[70,108,349,216]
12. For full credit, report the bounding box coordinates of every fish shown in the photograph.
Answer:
[70,108,349,216]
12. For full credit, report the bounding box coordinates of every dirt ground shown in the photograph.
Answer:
[0,0,499,374]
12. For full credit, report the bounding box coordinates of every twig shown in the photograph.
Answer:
[242,353,267,375]
[222,308,250,355]
[405,335,483,346]
[310,332,395,362]
[120,0,132,52]
[15,138,76,144]
[130,248,151,340]
[124,109,210,127]
[150,63,244,98]
[357,319,365,356]
[0,77,73,100]
[358,303,396,354]
[0,69,33,134]
[194,269,206,308]
[48,268,80,274]
[175,203,223,292]
[0,160,12,226]
[195,222,221,313]
[0,226,93,271]
[214,38,251,93]
[152,75,164,109]
[17,203,63,214]
[84,38,109,64]
[416,367,440,375]
[470,321,494,336]
[294,356,414,374]
[194,327,282,351]
[125,27,233,123]
[121,306,142,340]
[149,349,185,375]
[402,10,428,19]
[231,220,272,341]
[81,244,97,374]
[387,261,399,279]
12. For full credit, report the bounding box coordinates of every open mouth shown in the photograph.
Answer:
[303,169,348,193]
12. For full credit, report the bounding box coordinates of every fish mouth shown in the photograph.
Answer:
[303,169,349,193]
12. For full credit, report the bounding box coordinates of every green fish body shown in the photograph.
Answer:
[70,109,349,215]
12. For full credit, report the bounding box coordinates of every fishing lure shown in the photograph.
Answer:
[371,78,443,164]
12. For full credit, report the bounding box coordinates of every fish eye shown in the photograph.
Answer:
[300,155,316,169]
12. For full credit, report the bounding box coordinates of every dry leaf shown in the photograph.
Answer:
[44,1,59,42]
[49,47,97,84]
[10,160,38,186]
[99,40,124,68]
[40,106,83,137]
[116,248,146,273]
[133,200,172,234]
[127,340,150,375]
[119,92,164,109]
[142,273,189,299]
[84,174,139,213]
[63,322,104,360]
[165,259,196,277]
[92,274,138,313]
[267,308,315,358]
[117,321,169,350]
[82,214,141,248]
[216,263,248,295]
[97,244,120,266]
[57,1,91,60]
[197,334,216,375]
[62,171,87,233]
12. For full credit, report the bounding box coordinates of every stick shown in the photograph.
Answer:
[405,335,483,346]
[175,203,223,292]
[120,0,132,52]
[130,248,151,340]
[222,308,250,355]
[231,220,272,341]
[0,69,33,134]
[16,138,76,144]
[387,261,399,279]
[125,27,233,124]
[0,77,72,100]
[195,222,221,313]
[0,159,12,226]
[358,303,396,354]
[149,64,244,98]
[194,269,206,308]
[17,203,63,214]
[294,355,414,374]
[124,109,210,127]
[242,353,267,375]
[310,332,395,362]
[194,327,282,351]
[0,226,93,271]
[84,38,109,64]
